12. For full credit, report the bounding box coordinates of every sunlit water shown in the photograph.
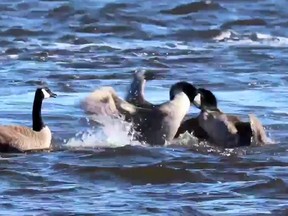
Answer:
[0,0,287,215]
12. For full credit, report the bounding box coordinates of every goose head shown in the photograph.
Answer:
[32,87,57,132]
[36,87,57,100]
[193,88,218,111]
[169,81,197,102]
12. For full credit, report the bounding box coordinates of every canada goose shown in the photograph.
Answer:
[81,82,198,145]
[125,71,208,139]
[175,89,241,139]
[192,88,270,148]
[0,87,57,153]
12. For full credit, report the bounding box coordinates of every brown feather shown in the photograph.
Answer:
[81,87,137,119]
[197,110,240,148]
[0,125,51,152]
[249,114,272,146]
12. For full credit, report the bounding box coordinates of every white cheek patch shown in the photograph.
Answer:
[41,89,50,99]
[193,93,201,108]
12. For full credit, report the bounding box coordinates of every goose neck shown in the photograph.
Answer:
[32,94,44,131]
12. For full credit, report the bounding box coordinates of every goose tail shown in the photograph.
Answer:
[249,114,274,146]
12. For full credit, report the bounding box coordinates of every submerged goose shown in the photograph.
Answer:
[82,82,197,145]
[0,87,57,152]
[192,88,270,148]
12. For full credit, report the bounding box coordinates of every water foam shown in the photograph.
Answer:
[65,114,144,149]
[168,131,248,156]
[213,30,288,47]
[64,111,249,155]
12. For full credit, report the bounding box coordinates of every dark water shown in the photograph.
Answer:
[0,0,287,215]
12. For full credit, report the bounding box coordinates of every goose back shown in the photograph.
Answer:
[197,110,272,148]
[197,110,240,148]
[0,125,51,152]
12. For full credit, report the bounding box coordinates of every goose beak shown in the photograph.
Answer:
[50,92,57,98]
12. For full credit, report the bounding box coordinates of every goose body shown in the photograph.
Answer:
[82,82,196,145]
[193,88,270,148]
[0,87,56,152]
[175,93,241,139]
[131,91,191,145]
[0,126,52,152]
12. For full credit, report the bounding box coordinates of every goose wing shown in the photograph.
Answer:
[227,114,242,123]
[175,117,208,139]
[125,71,154,108]
[82,86,138,118]
[198,111,239,148]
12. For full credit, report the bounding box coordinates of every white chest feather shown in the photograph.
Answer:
[27,126,52,151]
[160,92,190,140]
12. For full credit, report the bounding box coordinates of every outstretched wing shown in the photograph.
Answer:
[125,71,154,108]
[81,86,138,118]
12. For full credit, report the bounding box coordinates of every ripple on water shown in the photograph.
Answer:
[0,0,287,215]
[161,1,224,15]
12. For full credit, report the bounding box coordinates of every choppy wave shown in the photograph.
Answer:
[161,1,224,15]
[0,0,288,215]
[213,30,288,47]
[221,18,267,29]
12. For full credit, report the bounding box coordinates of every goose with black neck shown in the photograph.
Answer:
[0,87,57,152]
[192,88,271,148]
[82,81,198,145]
[125,71,208,140]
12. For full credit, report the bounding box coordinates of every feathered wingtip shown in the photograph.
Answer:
[125,71,147,105]
[81,87,118,116]
[133,70,146,80]
[81,86,137,117]
[249,114,274,146]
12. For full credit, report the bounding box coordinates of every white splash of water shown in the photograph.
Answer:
[168,131,200,147]
[8,54,19,59]
[213,30,235,41]
[167,131,247,156]
[213,30,288,47]
[65,114,144,149]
